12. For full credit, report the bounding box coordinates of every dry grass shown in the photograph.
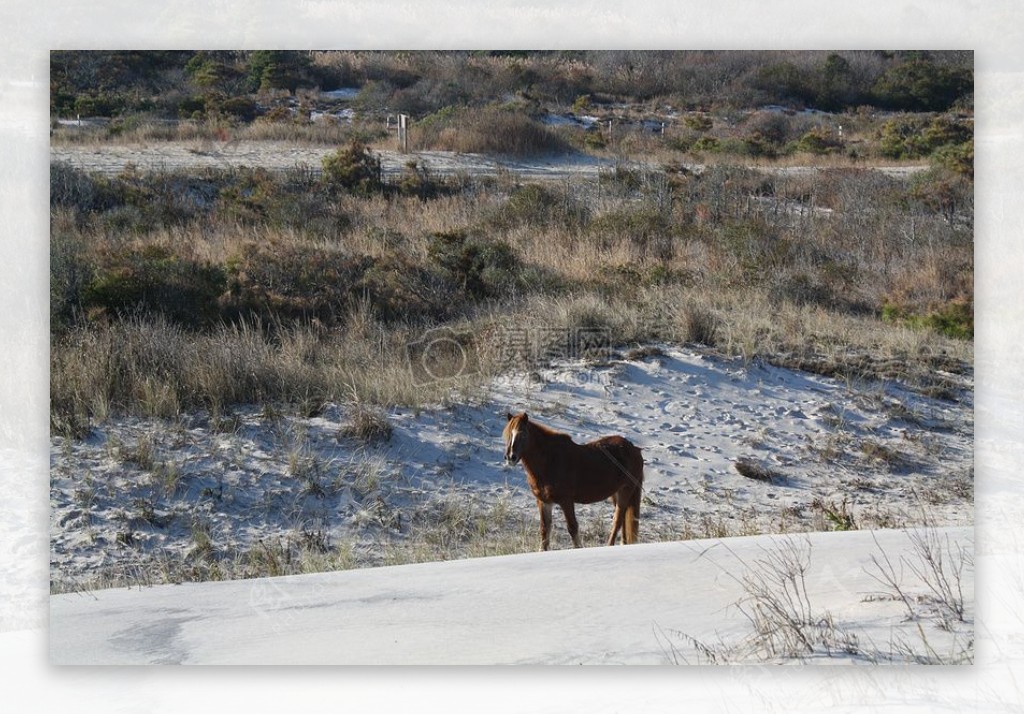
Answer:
[412,106,571,157]
[50,159,972,434]
[339,402,394,444]
[657,529,973,664]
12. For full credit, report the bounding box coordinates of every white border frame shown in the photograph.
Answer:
[3,1,1020,711]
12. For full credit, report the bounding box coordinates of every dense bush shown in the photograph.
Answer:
[51,50,192,116]
[908,168,973,223]
[882,299,973,340]
[588,208,676,260]
[753,62,816,107]
[222,243,460,326]
[412,105,570,157]
[215,96,259,122]
[52,164,362,237]
[222,243,372,325]
[50,224,91,330]
[871,58,973,112]
[795,126,844,155]
[51,51,973,124]
[51,163,108,214]
[230,168,329,228]
[427,230,521,300]
[84,245,226,328]
[719,218,794,276]
[185,53,239,89]
[491,183,588,229]
[248,50,312,93]
[321,142,383,195]
[878,115,972,160]
[52,165,225,229]
[932,142,974,179]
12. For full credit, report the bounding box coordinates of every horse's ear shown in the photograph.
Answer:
[522,412,529,422]
[505,411,513,421]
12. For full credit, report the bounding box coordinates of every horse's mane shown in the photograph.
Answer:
[527,418,574,443]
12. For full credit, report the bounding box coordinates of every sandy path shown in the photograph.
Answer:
[49,141,926,180]
[49,141,619,180]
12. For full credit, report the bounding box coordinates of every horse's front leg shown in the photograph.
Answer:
[537,499,553,551]
[559,501,581,548]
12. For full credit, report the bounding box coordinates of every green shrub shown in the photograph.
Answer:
[427,230,521,300]
[247,50,313,93]
[582,129,607,150]
[878,115,971,160]
[684,114,713,132]
[926,301,973,340]
[719,219,793,277]
[321,142,383,195]
[795,126,843,155]
[492,183,588,229]
[571,94,592,113]
[72,92,126,117]
[588,208,675,259]
[223,243,372,325]
[878,118,923,159]
[358,253,455,323]
[184,53,237,89]
[216,96,259,122]
[744,131,781,158]
[84,245,226,328]
[690,135,720,153]
[882,300,973,340]
[932,142,973,179]
[871,58,972,112]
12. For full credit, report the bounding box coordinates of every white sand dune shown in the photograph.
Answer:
[50,345,972,587]
[50,526,973,665]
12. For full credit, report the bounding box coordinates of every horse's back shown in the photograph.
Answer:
[589,434,643,468]
[571,434,643,500]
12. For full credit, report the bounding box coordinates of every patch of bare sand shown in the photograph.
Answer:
[49,141,926,180]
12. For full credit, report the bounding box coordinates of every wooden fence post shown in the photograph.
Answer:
[398,114,409,153]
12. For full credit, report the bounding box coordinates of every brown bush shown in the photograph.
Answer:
[413,106,570,157]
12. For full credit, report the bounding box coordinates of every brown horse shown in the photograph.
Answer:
[503,412,644,550]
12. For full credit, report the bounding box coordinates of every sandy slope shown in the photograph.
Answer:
[49,346,973,586]
[49,526,973,665]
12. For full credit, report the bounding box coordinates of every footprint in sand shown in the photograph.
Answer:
[658,399,686,414]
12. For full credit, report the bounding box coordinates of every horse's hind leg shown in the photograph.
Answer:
[607,497,623,546]
[623,485,641,545]
[559,501,581,548]
[537,499,553,551]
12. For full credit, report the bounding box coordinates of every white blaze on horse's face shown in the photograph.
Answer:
[503,413,527,464]
[505,427,521,464]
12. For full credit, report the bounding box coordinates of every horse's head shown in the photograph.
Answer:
[503,411,529,464]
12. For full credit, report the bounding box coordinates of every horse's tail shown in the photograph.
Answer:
[624,446,644,544]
